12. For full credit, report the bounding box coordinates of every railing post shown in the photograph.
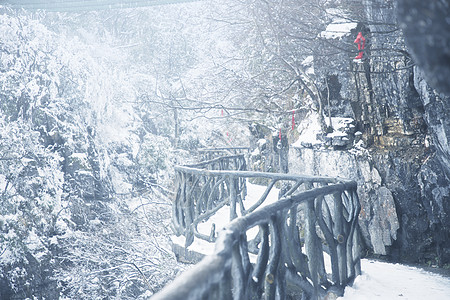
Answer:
[276,213,288,300]
[229,176,238,220]
[264,213,282,300]
[172,171,183,235]
[315,194,339,284]
[232,239,245,299]
[352,189,362,277]
[354,226,362,276]
[333,191,348,286]
[344,190,356,281]
[219,269,233,300]
[251,223,269,298]
[285,204,310,278]
[305,197,320,300]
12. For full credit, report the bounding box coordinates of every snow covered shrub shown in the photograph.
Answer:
[0,6,184,299]
[0,118,65,297]
[0,8,93,297]
[134,134,172,186]
[0,8,63,121]
[53,190,183,299]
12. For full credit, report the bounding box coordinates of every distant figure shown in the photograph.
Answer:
[354,32,366,60]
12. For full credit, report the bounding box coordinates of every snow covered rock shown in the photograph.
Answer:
[289,0,450,265]
[289,146,399,255]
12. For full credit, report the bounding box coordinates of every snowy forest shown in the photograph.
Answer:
[0,0,449,299]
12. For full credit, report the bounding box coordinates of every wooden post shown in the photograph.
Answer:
[229,176,237,220]
[352,189,362,276]
[265,214,282,300]
[219,268,233,300]
[232,240,245,299]
[252,224,269,298]
[305,198,320,300]
[334,192,348,286]
[172,171,183,235]
[316,194,340,284]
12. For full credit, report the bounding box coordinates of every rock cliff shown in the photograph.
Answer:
[289,0,449,265]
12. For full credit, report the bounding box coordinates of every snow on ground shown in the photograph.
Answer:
[292,113,360,148]
[292,111,323,147]
[197,181,279,236]
[171,181,280,256]
[319,8,358,39]
[302,55,315,75]
[339,259,450,300]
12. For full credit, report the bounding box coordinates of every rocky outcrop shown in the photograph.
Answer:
[397,0,450,96]
[289,0,450,265]
[289,147,399,255]
[414,68,450,176]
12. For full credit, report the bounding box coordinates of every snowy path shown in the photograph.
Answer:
[339,259,450,299]
[172,182,450,299]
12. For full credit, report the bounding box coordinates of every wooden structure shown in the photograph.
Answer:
[153,154,361,300]
[198,147,250,161]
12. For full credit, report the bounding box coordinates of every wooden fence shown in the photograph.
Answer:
[154,155,361,300]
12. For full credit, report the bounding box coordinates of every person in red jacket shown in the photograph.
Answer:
[354,32,366,59]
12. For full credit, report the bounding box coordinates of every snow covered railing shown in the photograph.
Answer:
[157,178,361,299]
[172,154,248,245]
[198,147,250,160]
[157,155,362,300]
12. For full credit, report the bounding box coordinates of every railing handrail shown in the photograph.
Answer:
[185,154,246,168]
[198,147,250,152]
[152,181,359,300]
[175,165,352,184]
[197,148,250,161]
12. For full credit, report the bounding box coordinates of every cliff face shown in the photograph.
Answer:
[289,0,449,265]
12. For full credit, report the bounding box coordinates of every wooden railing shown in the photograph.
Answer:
[172,154,248,246]
[198,147,250,160]
[154,155,361,300]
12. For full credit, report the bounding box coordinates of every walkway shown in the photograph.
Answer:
[339,259,450,299]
